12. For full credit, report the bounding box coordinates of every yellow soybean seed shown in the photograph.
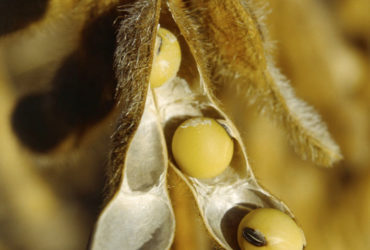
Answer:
[237,208,305,250]
[150,27,181,88]
[171,117,234,179]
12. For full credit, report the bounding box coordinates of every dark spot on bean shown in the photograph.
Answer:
[157,36,163,55]
[242,227,267,247]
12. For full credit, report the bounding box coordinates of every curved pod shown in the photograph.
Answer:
[153,76,302,249]
[91,90,175,250]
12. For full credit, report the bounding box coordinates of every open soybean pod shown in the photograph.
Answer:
[90,0,341,249]
[91,1,175,250]
[154,75,302,249]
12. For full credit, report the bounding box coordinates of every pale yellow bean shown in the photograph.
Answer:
[238,208,305,250]
[171,117,234,179]
[150,28,181,88]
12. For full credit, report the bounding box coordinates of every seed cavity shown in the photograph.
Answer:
[242,227,267,247]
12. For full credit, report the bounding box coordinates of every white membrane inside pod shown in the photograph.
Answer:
[92,192,174,250]
[124,90,167,192]
[92,90,174,250]
[195,178,264,241]
[154,77,203,124]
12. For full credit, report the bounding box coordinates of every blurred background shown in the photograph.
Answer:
[0,0,369,249]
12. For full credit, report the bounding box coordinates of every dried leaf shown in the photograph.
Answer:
[167,0,342,166]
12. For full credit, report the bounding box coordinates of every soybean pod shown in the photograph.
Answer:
[89,0,343,249]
